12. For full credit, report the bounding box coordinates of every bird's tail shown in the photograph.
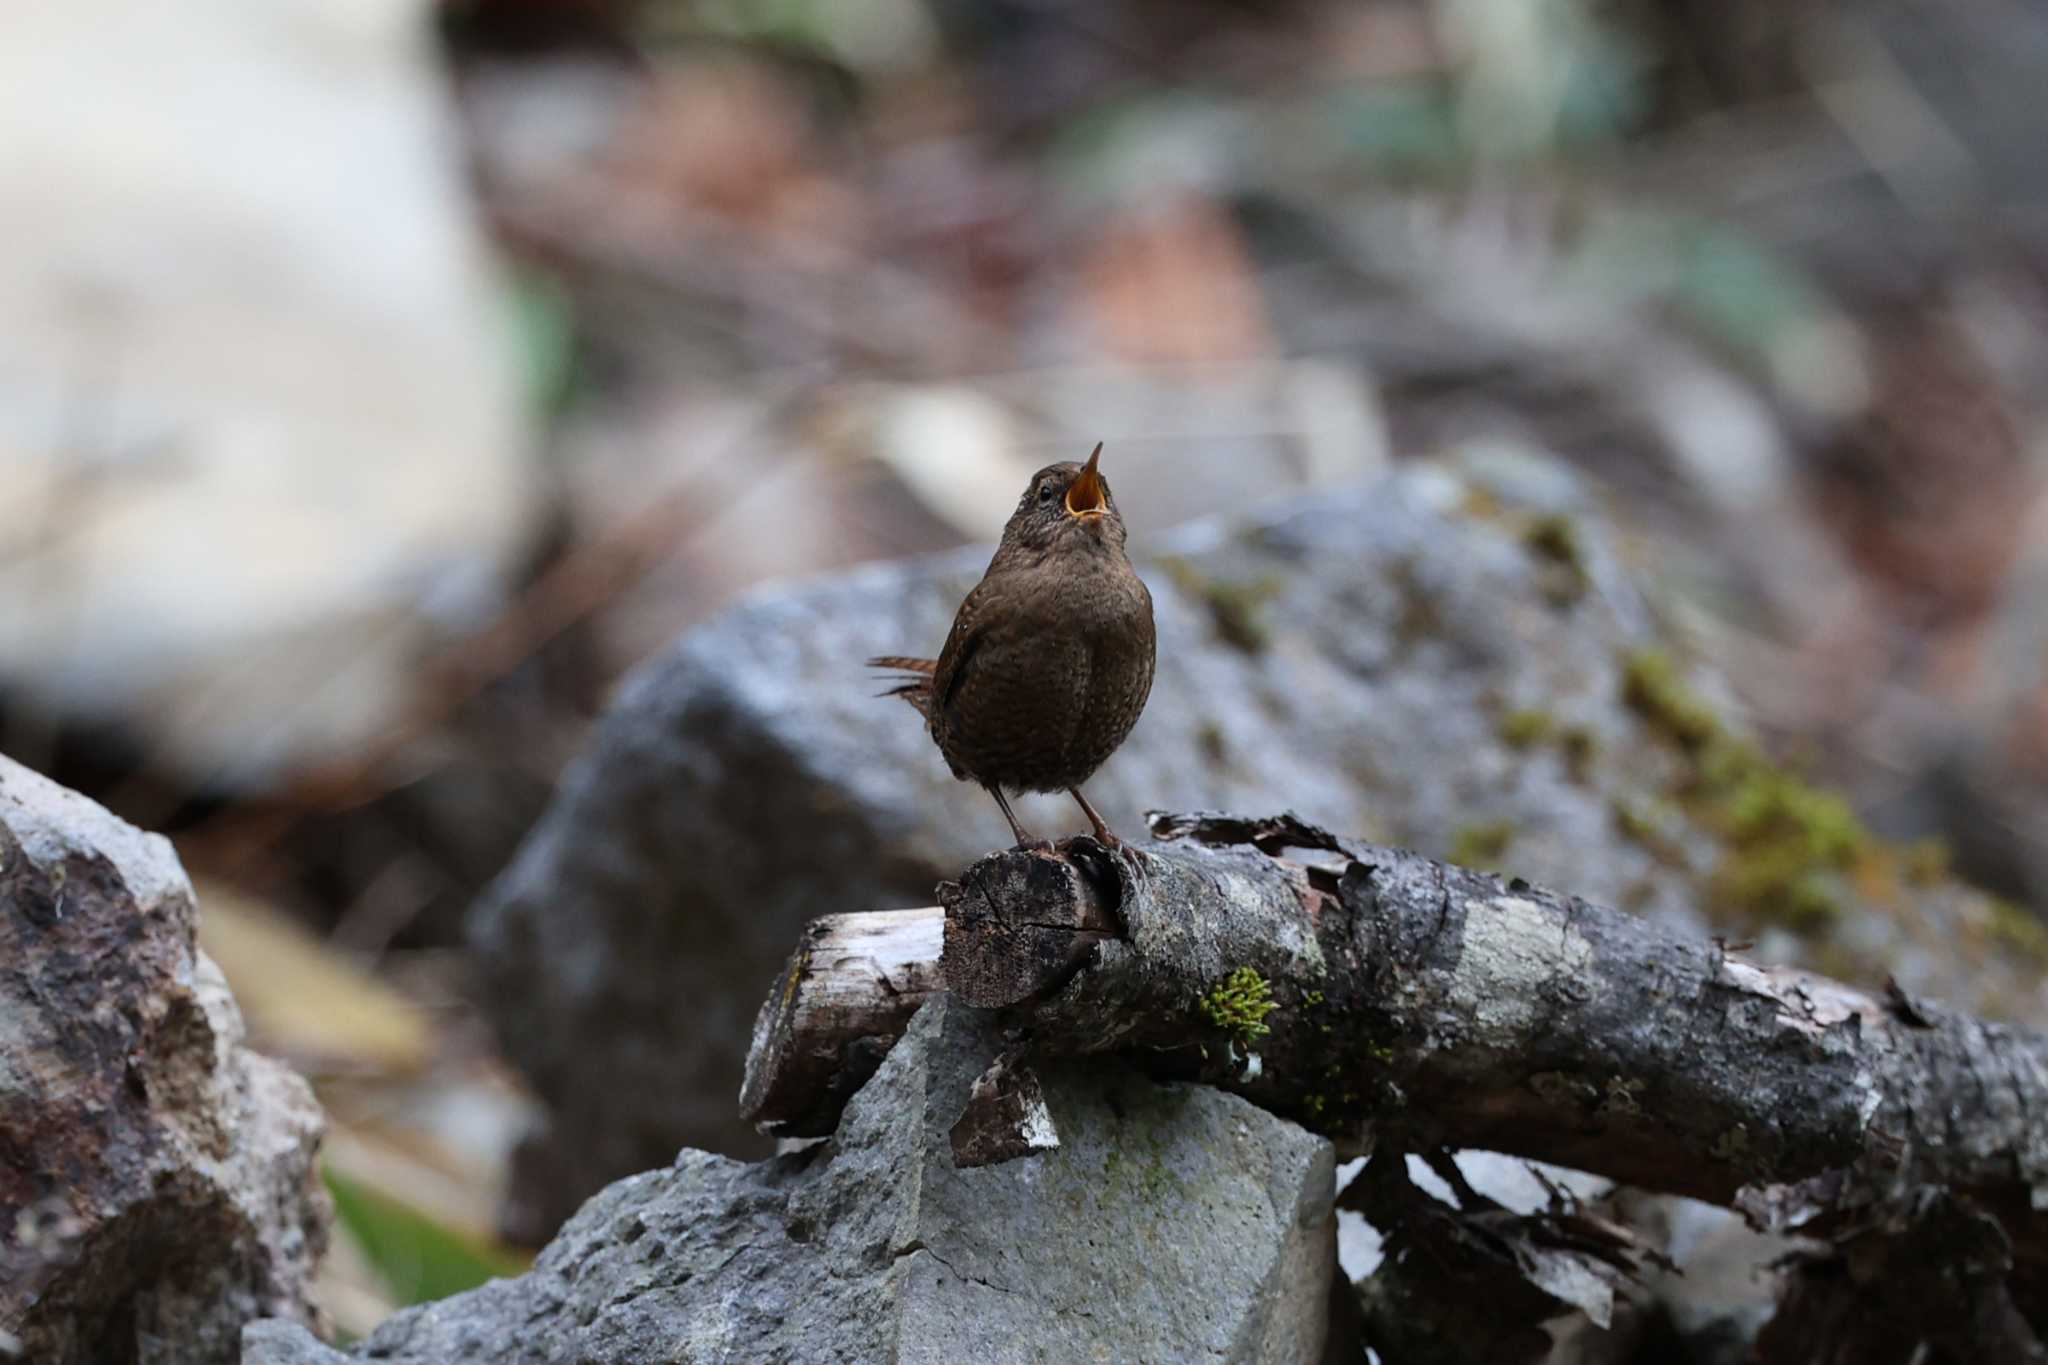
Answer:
[867,655,936,716]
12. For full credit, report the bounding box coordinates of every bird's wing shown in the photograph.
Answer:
[928,579,995,727]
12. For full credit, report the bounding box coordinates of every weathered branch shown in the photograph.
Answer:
[741,906,944,1137]
[742,810,2048,1248]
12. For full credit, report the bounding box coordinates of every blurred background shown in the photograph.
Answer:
[5,0,2047,1338]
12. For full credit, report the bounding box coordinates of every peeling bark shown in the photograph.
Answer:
[741,809,2048,1346]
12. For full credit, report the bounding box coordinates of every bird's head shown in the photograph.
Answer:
[1000,443,1126,554]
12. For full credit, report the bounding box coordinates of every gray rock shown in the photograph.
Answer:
[0,756,328,1364]
[473,455,2046,1237]
[239,1321,354,1365]
[0,0,534,788]
[245,998,1336,1364]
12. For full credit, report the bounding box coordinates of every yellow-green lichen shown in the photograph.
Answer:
[1450,820,1515,870]
[1497,708,1554,750]
[1200,966,1279,1045]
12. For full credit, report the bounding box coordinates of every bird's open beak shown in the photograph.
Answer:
[1065,443,1108,518]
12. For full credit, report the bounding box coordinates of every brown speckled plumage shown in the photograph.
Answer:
[871,445,1156,850]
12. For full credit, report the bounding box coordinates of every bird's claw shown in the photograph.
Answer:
[1013,838,1058,855]
[1079,830,1150,879]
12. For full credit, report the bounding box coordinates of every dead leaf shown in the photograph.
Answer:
[194,878,433,1075]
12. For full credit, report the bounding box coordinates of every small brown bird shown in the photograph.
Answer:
[872,444,1156,854]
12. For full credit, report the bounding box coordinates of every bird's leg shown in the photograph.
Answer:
[1069,786,1146,872]
[986,785,1053,853]
[1068,787,1118,843]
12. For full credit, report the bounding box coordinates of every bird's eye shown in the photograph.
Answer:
[1038,483,1056,503]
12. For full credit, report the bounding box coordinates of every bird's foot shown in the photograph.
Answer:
[1064,788,1143,875]
[1080,828,1150,878]
[1013,837,1058,855]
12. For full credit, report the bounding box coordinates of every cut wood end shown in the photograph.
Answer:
[740,906,945,1133]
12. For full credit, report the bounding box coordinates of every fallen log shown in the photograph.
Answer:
[750,810,2048,1204]
[741,808,2048,1339]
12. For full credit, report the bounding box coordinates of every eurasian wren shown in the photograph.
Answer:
[871,444,1156,852]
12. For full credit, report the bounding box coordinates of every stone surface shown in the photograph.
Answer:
[239,1320,353,1365]
[245,998,1336,1364]
[0,0,534,787]
[474,453,2045,1236]
[0,756,328,1364]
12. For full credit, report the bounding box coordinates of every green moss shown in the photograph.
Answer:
[1497,708,1554,750]
[1199,966,1279,1045]
[1494,701,1597,777]
[1700,740,1865,931]
[1523,514,1589,605]
[1161,557,1279,654]
[1610,797,1687,867]
[1620,650,1721,752]
[1450,820,1515,870]
[1610,798,1652,844]
[1302,989,1325,1007]
[1615,649,1875,934]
